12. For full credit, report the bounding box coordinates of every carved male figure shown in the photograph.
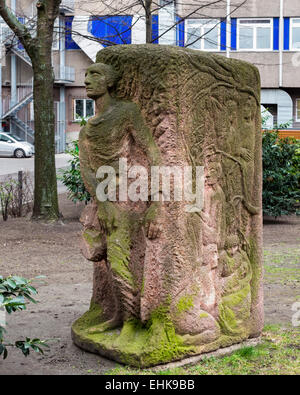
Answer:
[79,63,162,332]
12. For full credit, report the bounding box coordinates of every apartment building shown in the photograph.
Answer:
[1,0,300,153]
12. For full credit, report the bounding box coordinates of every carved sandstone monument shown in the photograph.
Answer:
[71,44,263,367]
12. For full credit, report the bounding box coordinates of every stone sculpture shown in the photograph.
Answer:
[72,44,263,368]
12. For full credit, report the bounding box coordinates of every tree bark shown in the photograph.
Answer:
[31,60,59,220]
[0,0,61,221]
[31,1,60,220]
[145,0,152,43]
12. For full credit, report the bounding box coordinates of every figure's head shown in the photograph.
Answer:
[225,235,240,256]
[206,161,222,186]
[84,63,118,99]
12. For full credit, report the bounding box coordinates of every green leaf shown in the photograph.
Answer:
[6,279,17,289]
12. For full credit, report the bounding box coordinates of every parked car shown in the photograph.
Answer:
[0,132,34,158]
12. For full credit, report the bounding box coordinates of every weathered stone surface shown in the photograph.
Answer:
[72,44,263,368]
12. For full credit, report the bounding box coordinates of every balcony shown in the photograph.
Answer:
[54,65,75,83]
[60,0,74,14]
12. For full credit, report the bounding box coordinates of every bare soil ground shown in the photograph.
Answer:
[0,195,299,375]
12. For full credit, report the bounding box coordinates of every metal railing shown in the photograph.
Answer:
[2,83,33,115]
[53,64,75,82]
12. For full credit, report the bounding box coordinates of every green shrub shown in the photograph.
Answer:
[262,130,300,218]
[58,141,91,204]
[0,275,49,359]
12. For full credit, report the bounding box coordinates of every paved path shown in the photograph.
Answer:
[0,153,72,194]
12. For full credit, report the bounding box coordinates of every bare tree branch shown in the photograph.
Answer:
[0,0,34,52]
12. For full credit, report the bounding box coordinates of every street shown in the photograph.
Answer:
[0,153,72,194]
[0,153,71,176]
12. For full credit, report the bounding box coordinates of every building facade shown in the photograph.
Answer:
[1,0,300,153]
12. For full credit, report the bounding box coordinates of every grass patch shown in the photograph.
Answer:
[104,325,300,375]
[263,248,300,285]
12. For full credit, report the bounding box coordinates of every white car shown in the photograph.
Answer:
[0,132,34,158]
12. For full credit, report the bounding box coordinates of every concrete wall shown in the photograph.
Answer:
[231,0,280,18]
[75,0,145,17]
[65,50,92,86]
[1,55,32,85]
[181,0,226,19]
[282,53,300,88]
[230,52,280,88]
[284,0,300,16]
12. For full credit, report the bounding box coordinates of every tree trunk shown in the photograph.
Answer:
[31,1,60,221]
[145,0,152,43]
[32,63,59,220]
[0,0,61,221]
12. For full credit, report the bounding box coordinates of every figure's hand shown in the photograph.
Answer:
[144,202,161,239]
[145,220,161,239]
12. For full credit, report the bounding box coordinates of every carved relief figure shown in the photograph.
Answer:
[79,63,162,332]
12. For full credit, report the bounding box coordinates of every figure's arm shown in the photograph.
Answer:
[78,129,97,197]
[130,105,162,239]
[130,105,161,168]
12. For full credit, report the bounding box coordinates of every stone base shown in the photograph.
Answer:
[71,304,261,368]
[149,337,261,372]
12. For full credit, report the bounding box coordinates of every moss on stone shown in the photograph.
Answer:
[83,229,102,246]
[176,295,194,316]
[222,284,251,308]
[248,237,262,303]
[218,285,251,337]
[72,300,258,367]
[199,312,209,319]
[72,301,104,331]
[141,305,196,366]
[72,302,196,367]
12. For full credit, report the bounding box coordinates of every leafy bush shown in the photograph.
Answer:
[0,275,49,359]
[262,129,300,218]
[58,140,91,204]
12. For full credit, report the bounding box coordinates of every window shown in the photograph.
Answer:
[296,99,300,121]
[237,19,272,50]
[185,19,220,51]
[0,134,12,143]
[291,18,300,50]
[73,99,95,121]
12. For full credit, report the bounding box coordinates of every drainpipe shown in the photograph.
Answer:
[279,0,283,87]
[59,87,66,153]
[59,16,65,80]
[0,56,2,132]
[226,0,231,58]
[11,0,17,108]
[59,16,66,152]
